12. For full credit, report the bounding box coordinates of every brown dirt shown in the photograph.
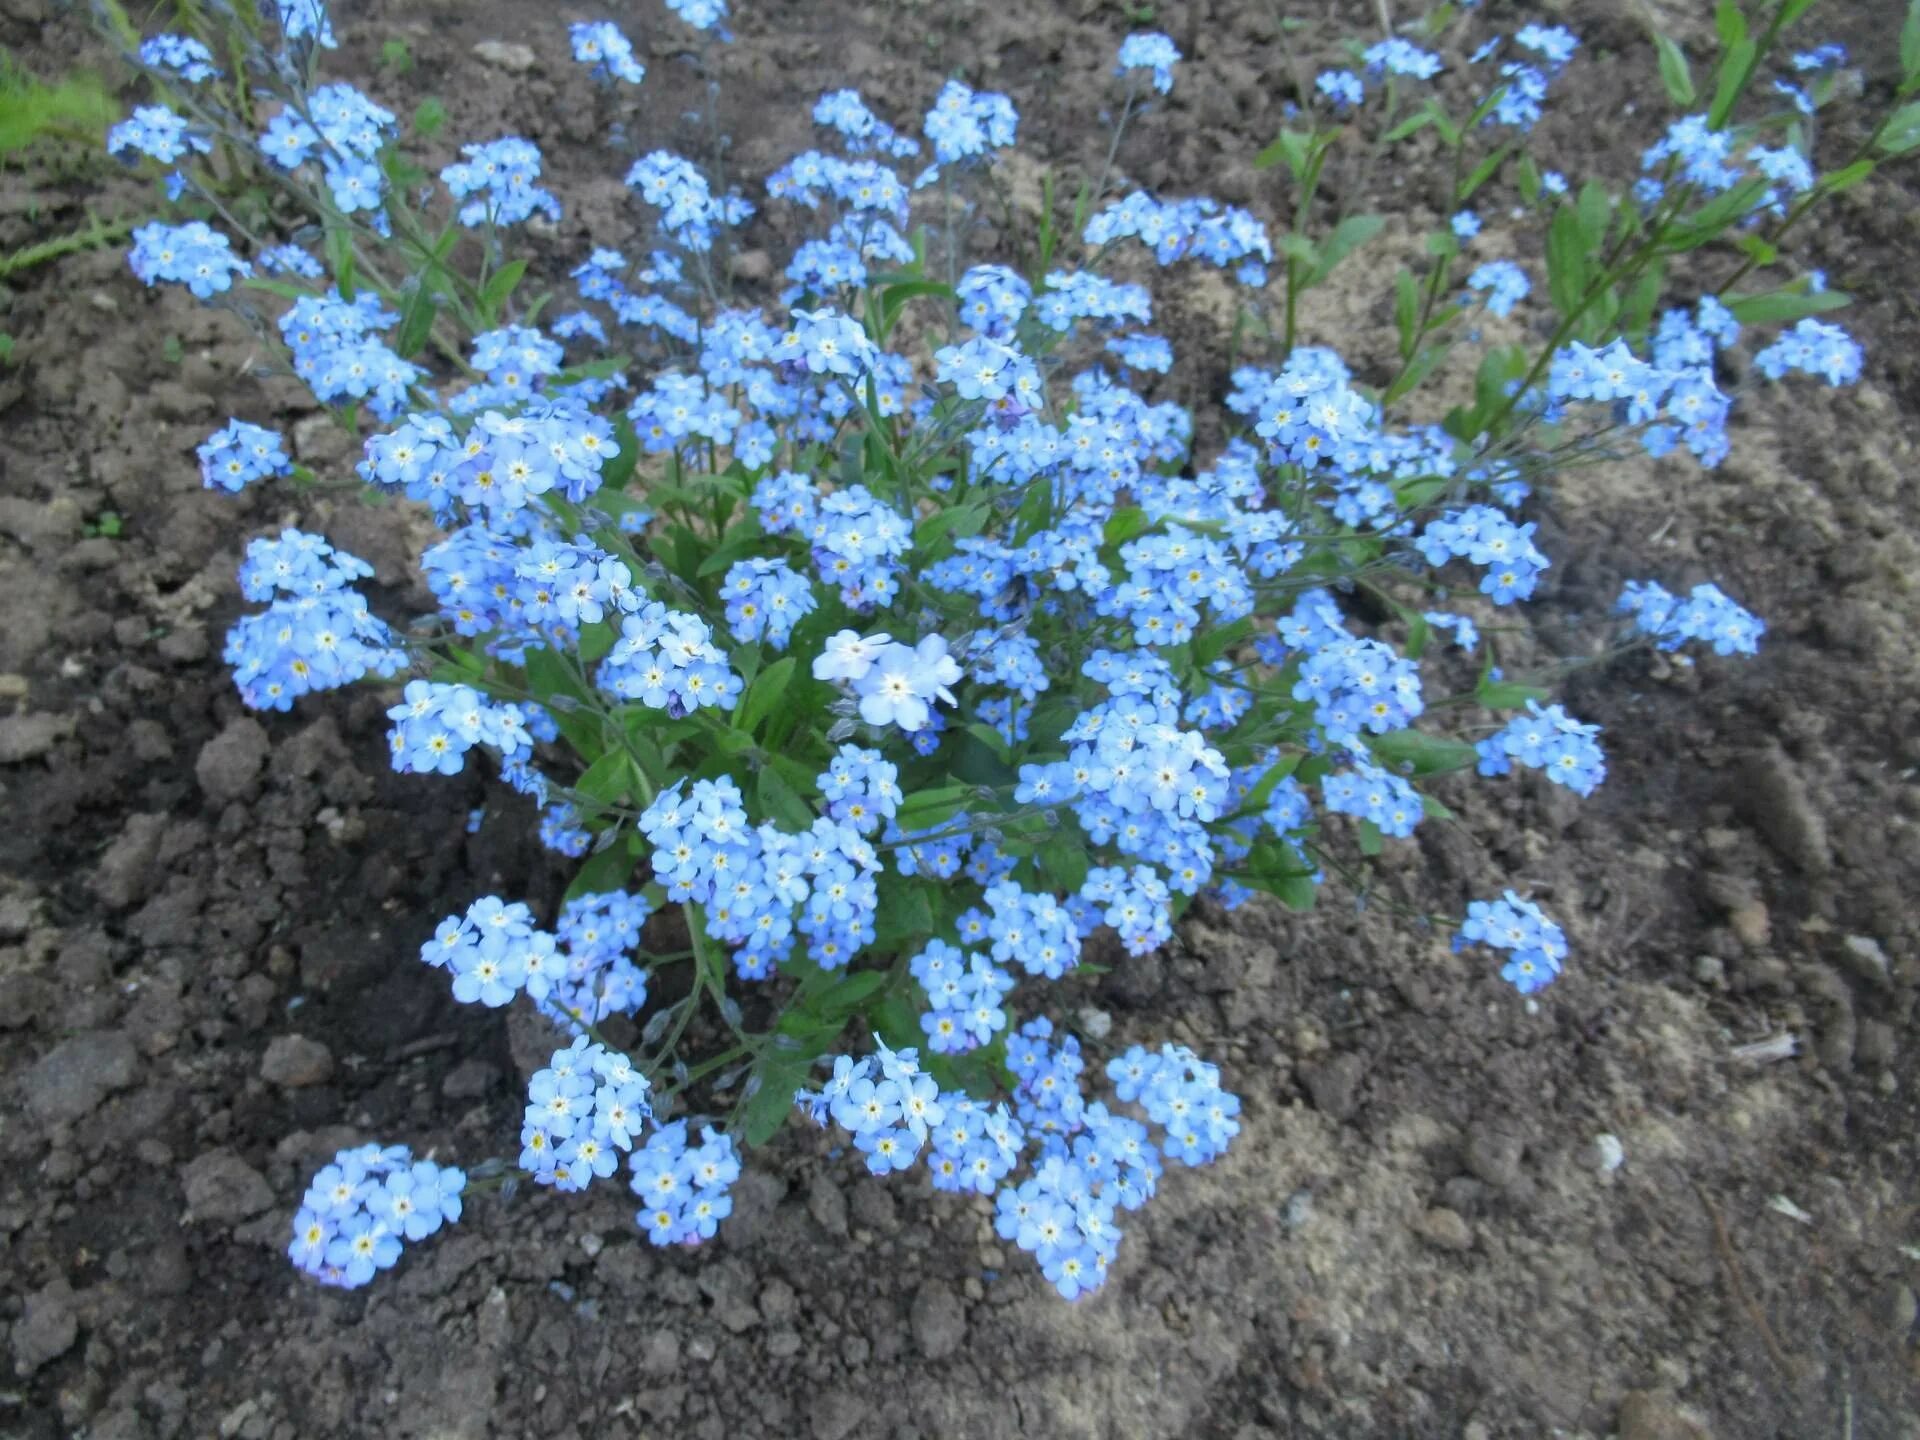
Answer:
[2,1,1918,1437]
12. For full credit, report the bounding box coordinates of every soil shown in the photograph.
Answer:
[3,0,1918,1437]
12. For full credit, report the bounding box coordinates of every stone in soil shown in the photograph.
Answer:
[910,1278,967,1360]
[195,718,271,805]
[10,1278,78,1376]
[180,1149,274,1225]
[259,1034,335,1088]
[21,1029,139,1127]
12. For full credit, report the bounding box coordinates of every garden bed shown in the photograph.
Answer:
[1,0,1917,1435]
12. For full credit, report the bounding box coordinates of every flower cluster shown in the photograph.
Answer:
[519,1038,654,1191]
[599,603,741,716]
[197,419,291,493]
[1617,579,1767,656]
[909,940,1015,1053]
[797,1029,1240,1299]
[288,1145,465,1289]
[279,290,422,421]
[1476,702,1607,796]
[441,137,562,228]
[127,220,248,297]
[570,20,646,84]
[224,531,405,711]
[1455,892,1569,995]
[1116,32,1181,95]
[631,1121,740,1244]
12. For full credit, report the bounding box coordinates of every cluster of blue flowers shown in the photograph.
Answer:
[631,1121,740,1245]
[570,20,646,84]
[1754,318,1863,386]
[909,939,1015,1053]
[1417,504,1552,604]
[797,1028,1239,1299]
[108,105,209,165]
[127,220,248,297]
[278,290,422,421]
[519,1037,653,1192]
[288,1144,465,1289]
[441,138,562,228]
[1455,892,1569,995]
[813,631,963,733]
[1116,32,1181,95]
[425,890,654,1027]
[1617,579,1767,656]
[260,84,399,218]
[1476,702,1607,796]
[224,530,405,711]
[137,33,218,82]
[600,603,741,716]
[197,419,291,493]
[386,680,531,778]
[722,557,816,649]
[1466,259,1531,317]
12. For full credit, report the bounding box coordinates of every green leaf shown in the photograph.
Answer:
[875,279,953,342]
[1708,36,1757,129]
[1242,869,1319,911]
[1253,128,1311,177]
[895,783,975,829]
[1878,102,1920,156]
[480,259,528,318]
[735,656,796,739]
[870,884,934,950]
[412,96,447,138]
[1475,677,1551,710]
[1653,33,1696,106]
[1276,233,1319,266]
[1516,154,1542,205]
[756,764,818,830]
[1905,0,1920,80]
[963,721,1012,765]
[395,281,439,359]
[1102,505,1152,549]
[1722,286,1851,325]
[1714,1,1748,48]
[567,833,638,899]
[809,969,890,1018]
[1193,616,1253,667]
[577,750,636,804]
[1575,180,1611,250]
[1394,268,1421,359]
[1037,833,1089,895]
[1365,729,1478,777]
[1661,177,1772,251]
[1457,148,1509,205]
[1821,159,1875,194]
[1380,110,1436,143]
[1546,206,1589,317]
[1355,820,1383,857]
[914,500,991,555]
[1305,213,1386,288]
[324,225,356,300]
[741,1035,820,1148]
[1237,751,1302,818]
[242,277,312,302]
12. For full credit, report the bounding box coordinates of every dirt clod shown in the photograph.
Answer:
[910,1278,966,1360]
[259,1034,334,1088]
[180,1149,274,1225]
[20,1030,138,1127]
[195,718,271,805]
